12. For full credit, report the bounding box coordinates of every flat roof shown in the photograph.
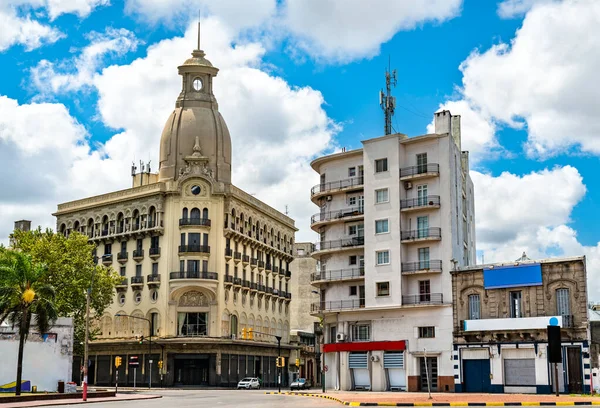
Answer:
[310,148,363,172]
[454,255,586,273]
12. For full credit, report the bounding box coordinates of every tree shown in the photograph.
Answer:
[9,228,121,357]
[0,251,58,396]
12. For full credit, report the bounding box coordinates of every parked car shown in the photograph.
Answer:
[290,378,311,390]
[237,377,261,389]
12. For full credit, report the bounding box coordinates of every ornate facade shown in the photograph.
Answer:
[54,33,296,387]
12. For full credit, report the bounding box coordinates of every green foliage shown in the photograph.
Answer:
[9,228,121,356]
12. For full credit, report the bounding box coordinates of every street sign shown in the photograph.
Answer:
[323,365,328,372]
[129,356,139,366]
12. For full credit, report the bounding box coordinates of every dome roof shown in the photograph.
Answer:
[181,50,213,68]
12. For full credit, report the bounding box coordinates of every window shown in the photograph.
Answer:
[119,267,126,277]
[419,280,431,302]
[375,188,389,204]
[510,291,522,318]
[375,219,389,234]
[178,312,208,336]
[417,216,429,238]
[136,238,143,250]
[104,243,112,255]
[468,294,480,320]
[377,282,390,296]
[135,264,142,277]
[376,250,390,265]
[348,225,357,235]
[151,312,159,335]
[349,286,357,296]
[348,196,357,206]
[152,263,159,276]
[118,293,125,305]
[417,184,428,206]
[150,290,158,303]
[188,232,200,246]
[330,326,337,343]
[352,324,370,341]
[348,167,356,177]
[151,236,159,248]
[375,158,388,173]
[418,326,435,338]
[134,291,142,304]
[556,288,570,316]
[418,248,430,269]
[120,241,127,252]
[417,153,428,173]
[349,255,357,265]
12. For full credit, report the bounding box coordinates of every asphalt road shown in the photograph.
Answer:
[50,389,340,408]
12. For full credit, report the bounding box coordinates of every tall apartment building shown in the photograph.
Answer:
[310,110,476,392]
[53,35,296,387]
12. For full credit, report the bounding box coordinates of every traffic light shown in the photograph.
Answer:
[138,335,144,344]
[248,328,254,340]
[276,357,285,367]
[241,327,247,340]
[115,356,122,368]
[157,360,163,370]
[295,358,300,367]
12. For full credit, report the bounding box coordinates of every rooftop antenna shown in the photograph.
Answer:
[147,160,151,174]
[379,55,397,135]
[285,205,289,215]
[197,10,201,50]
[131,161,137,177]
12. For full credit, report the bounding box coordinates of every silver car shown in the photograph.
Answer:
[290,378,311,390]
[237,377,261,389]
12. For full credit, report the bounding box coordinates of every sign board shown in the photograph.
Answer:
[129,356,139,367]
[323,365,328,372]
[463,316,563,332]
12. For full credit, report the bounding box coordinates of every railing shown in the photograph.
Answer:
[273,289,280,296]
[266,263,272,271]
[116,277,128,286]
[311,176,364,196]
[178,245,210,253]
[170,271,218,280]
[258,261,265,268]
[87,220,164,239]
[250,282,258,290]
[258,284,266,292]
[234,252,242,260]
[251,258,258,265]
[314,236,364,251]
[233,277,242,286]
[179,217,211,227]
[117,252,128,261]
[402,293,443,305]
[311,267,364,282]
[400,228,441,241]
[225,275,233,283]
[311,207,364,224]
[311,299,365,312]
[225,248,233,257]
[242,280,251,288]
[401,260,442,274]
[133,249,144,258]
[400,195,441,210]
[400,163,440,178]
[102,254,113,263]
[563,314,574,328]
[149,247,161,256]
[285,271,291,278]
[286,292,292,299]
[147,274,161,283]
[242,255,250,263]
[131,276,144,284]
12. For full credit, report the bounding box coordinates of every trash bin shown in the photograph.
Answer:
[32,386,37,393]
[58,381,65,393]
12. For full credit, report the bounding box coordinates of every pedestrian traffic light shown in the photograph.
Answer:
[248,328,254,340]
[241,327,247,339]
[157,360,163,370]
[115,356,122,368]
[295,358,300,367]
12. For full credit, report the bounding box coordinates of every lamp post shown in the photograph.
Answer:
[115,314,153,389]
[276,335,282,393]
[312,289,325,393]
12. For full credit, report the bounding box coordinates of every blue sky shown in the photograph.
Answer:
[1,0,599,296]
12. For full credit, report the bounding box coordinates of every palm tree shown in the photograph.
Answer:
[0,250,58,396]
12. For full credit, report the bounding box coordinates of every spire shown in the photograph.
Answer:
[197,10,201,51]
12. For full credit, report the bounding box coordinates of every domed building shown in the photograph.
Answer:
[53,33,297,388]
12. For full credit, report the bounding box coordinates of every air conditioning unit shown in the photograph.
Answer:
[404,182,413,190]
[336,333,346,342]
[370,355,380,362]
[326,195,333,201]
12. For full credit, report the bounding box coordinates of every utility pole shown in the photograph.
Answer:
[379,56,397,135]
[276,336,282,393]
[82,288,90,401]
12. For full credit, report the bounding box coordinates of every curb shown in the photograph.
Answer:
[264,392,600,407]
[0,394,162,407]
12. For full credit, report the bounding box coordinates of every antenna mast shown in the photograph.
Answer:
[379,56,397,135]
[197,10,201,50]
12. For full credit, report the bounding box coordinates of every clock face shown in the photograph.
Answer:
[191,185,201,195]
[192,77,203,91]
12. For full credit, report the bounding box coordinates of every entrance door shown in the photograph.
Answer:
[359,285,365,307]
[567,347,583,393]
[463,359,491,392]
[419,357,438,391]
[174,357,209,385]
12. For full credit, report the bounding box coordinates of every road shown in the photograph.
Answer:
[50,389,339,408]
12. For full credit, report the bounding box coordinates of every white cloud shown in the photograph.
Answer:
[31,28,139,93]
[44,0,110,20]
[282,0,463,63]
[497,0,557,18]
[458,0,600,158]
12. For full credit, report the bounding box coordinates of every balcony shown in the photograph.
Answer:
[133,249,144,261]
[225,248,233,258]
[131,276,144,287]
[266,263,272,271]
[251,258,258,266]
[224,275,233,286]
[258,260,265,270]
[402,293,443,306]
[400,195,441,212]
[116,276,128,289]
[101,254,113,265]
[266,287,274,294]
[272,266,279,273]
[147,274,161,285]
[178,245,210,254]
[311,267,364,283]
[149,247,161,258]
[117,252,128,263]
[258,284,266,293]
[311,299,365,313]
[233,277,242,287]
[313,237,364,254]
[179,217,211,227]
[242,280,251,289]
[233,252,242,262]
[400,163,440,181]
[310,206,364,229]
[169,271,218,281]
[400,228,441,243]
[87,220,164,241]
[285,270,291,279]
[311,176,364,199]
[242,255,250,264]
[250,282,258,292]
[401,260,442,275]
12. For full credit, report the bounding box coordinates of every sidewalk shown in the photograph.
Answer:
[265,390,600,406]
[0,393,161,407]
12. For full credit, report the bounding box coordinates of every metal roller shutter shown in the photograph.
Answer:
[349,352,370,389]
[504,359,535,386]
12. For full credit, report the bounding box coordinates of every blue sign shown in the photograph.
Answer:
[483,263,542,289]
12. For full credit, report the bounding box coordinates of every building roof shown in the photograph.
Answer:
[454,255,586,273]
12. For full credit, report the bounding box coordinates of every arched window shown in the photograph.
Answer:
[116,213,124,233]
[231,315,238,339]
[101,216,109,235]
[191,208,200,219]
[59,224,66,236]
[182,208,188,219]
[132,210,140,230]
[202,208,209,219]
[87,218,95,237]
[73,221,80,233]
[148,206,156,227]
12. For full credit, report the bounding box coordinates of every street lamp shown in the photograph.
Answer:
[115,314,153,389]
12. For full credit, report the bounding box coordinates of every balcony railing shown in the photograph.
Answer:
[250,282,258,290]
[178,245,210,254]
[311,299,365,312]
[179,217,211,227]
[311,176,364,196]
[402,293,443,305]
[266,263,272,271]
[178,325,207,337]
[314,236,364,251]
[251,258,258,266]
[400,163,440,179]
[400,228,441,241]
[149,247,161,257]
[225,275,233,283]
[285,270,291,278]
[563,314,574,328]
[400,195,441,210]
[311,267,364,282]
[242,280,251,288]
[311,207,364,224]
[131,276,144,285]
[233,277,242,286]
[117,252,128,261]
[147,274,161,283]
[258,284,266,292]
[258,260,265,269]
[101,254,113,263]
[116,277,128,286]
[242,255,250,263]
[234,252,242,260]
[273,266,279,273]
[133,249,144,259]
[401,260,442,274]
[225,248,233,257]
[170,271,218,280]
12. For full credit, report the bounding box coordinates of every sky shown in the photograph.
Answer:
[1,0,599,298]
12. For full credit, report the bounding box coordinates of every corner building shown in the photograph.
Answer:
[54,41,296,387]
[310,111,476,392]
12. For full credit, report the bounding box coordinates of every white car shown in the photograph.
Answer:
[290,378,311,390]
[237,377,261,389]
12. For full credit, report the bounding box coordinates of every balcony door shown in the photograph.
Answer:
[359,285,365,307]
[417,216,429,238]
[417,153,428,174]
[358,195,364,212]
[418,248,430,270]
[417,185,428,206]
[419,280,431,302]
